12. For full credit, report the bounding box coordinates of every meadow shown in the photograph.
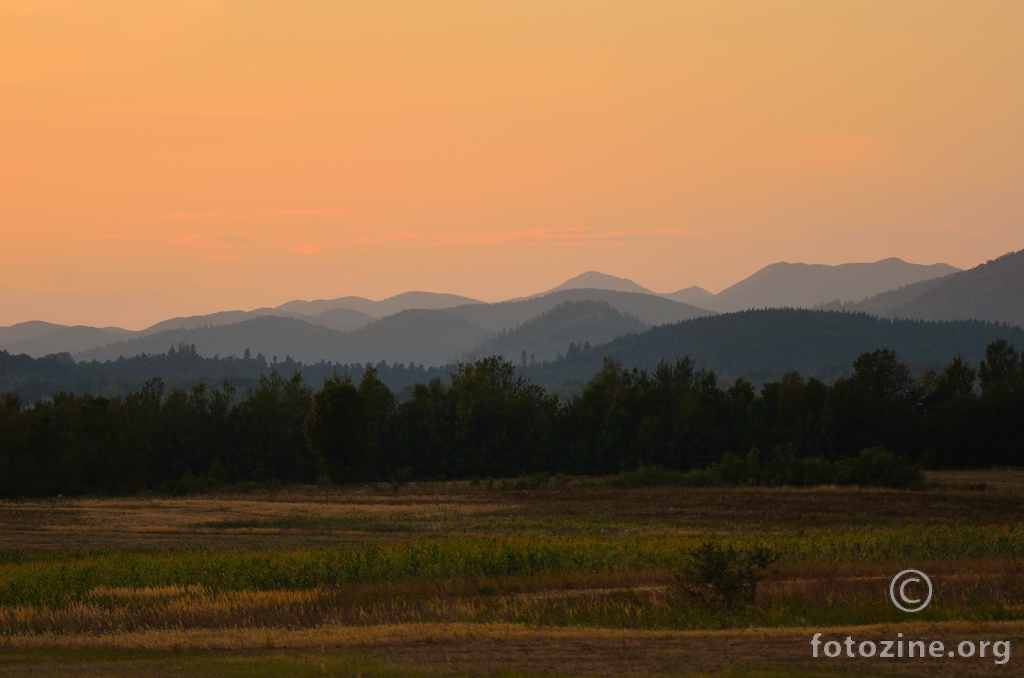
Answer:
[2,472,1024,676]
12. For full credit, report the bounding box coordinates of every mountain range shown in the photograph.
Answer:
[71,290,707,365]
[2,251,1021,369]
[820,249,1024,327]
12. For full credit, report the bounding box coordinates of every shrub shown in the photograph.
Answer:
[206,459,229,487]
[800,457,835,486]
[766,445,807,486]
[714,449,762,486]
[159,470,211,496]
[390,466,414,486]
[716,452,747,486]
[552,472,572,488]
[514,472,550,490]
[675,537,780,610]
[834,447,923,489]
[611,465,721,489]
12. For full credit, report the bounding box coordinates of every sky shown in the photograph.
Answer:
[2,1,1022,330]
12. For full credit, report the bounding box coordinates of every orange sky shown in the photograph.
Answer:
[2,1,1022,329]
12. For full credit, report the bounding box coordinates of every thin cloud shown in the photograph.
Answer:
[465,228,633,245]
[170,234,254,245]
[654,228,710,240]
[353,227,702,247]
[353,230,426,243]
[162,209,367,220]
[352,228,618,246]
[914,224,993,238]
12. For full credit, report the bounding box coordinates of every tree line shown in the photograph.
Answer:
[1,340,1022,496]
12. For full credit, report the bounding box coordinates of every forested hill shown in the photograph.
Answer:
[525,309,1024,388]
[473,300,646,363]
[819,248,1024,327]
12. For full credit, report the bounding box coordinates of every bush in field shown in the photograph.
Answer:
[716,452,747,486]
[765,444,807,486]
[800,456,836,486]
[714,448,763,486]
[611,465,720,488]
[835,446,924,489]
[514,472,551,490]
[675,537,780,610]
[158,459,232,496]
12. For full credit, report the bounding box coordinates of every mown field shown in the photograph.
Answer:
[2,471,1024,676]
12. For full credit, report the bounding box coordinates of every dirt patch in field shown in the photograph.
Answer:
[0,492,513,549]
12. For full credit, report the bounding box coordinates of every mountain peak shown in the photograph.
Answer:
[546,272,655,296]
[661,286,714,307]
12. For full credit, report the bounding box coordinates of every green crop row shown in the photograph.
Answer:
[2,526,1023,607]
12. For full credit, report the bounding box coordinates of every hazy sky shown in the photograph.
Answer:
[2,1,1022,329]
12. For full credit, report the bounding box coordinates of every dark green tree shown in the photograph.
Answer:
[357,365,397,478]
[303,375,372,483]
[851,349,915,399]
[979,339,1021,395]
[233,371,314,482]
[445,356,558,478]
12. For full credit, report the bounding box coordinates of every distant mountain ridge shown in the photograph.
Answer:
[819,249,1024,328]
[0,322,134,356]
[140,291,478,335]
[9,251,1024,364]
[887,250,1024,327]
[530,271,657,297]
[74,291,707,367]
[140,307,374,336]
[75,313,493,367]
[449,289,709,331]
[705,258,959,312]
[276,291,482,318]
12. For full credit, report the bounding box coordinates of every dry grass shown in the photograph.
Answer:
[925,468,1024,490]
[0,491,509,549]
[4,473,1024,550]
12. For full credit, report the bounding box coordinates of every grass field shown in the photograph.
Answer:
[2,472,1023,676]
